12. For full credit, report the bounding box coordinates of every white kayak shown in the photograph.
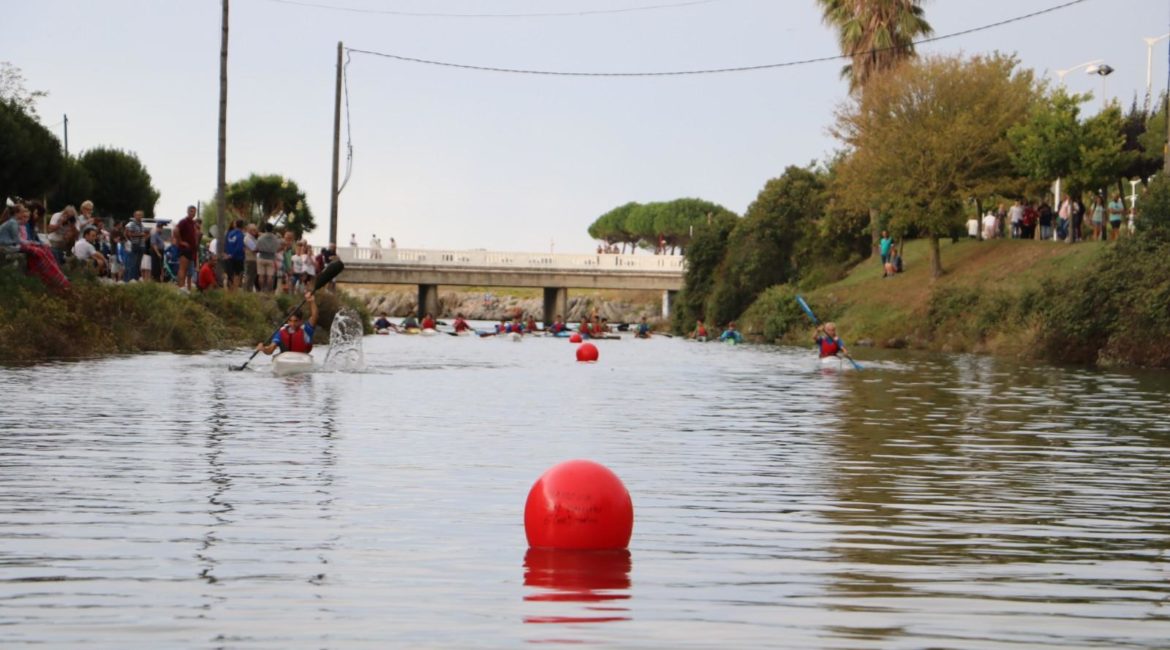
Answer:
[508,332,522,342]
[272,351,314,376]
[818,355,854,371]
[420,328,439,337]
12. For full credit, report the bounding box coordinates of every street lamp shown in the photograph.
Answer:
[1145,33,1170,110]
[1086,63,1115,107]
[1055,59,1103,84]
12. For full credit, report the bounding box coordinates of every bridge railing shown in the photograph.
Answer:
[337,246,684,273]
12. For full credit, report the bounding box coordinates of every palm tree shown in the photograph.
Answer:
[817,0,933,93]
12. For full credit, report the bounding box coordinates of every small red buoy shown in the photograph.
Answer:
[524,460,633,550]
[576,342,599,362]
[569,332,583,343]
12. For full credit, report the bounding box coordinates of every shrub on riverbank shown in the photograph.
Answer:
[737,226,1170,367]
[0,269,368,363]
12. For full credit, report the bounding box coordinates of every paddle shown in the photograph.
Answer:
[796,295,862,370]
[229,259,345,371]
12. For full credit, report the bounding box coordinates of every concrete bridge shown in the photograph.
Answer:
[335,246,685,322]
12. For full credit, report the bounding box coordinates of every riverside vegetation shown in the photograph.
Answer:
[0,268,369,364]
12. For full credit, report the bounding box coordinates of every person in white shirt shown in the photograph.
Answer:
[369,234,381,259]
[981,211,998,240]
[73,226,108,274]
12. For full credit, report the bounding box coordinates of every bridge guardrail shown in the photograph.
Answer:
[338,247,685,273]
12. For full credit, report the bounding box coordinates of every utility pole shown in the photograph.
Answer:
[62,114,68,156]
[330,41,343,247]
[216,0,229,278]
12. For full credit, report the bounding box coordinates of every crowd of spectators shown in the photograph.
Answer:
[0,196,338,295]
[967,193,1138,243]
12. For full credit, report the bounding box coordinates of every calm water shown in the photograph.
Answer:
[2,332,1169,648]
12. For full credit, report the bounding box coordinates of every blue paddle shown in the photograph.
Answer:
[795,295,862,370]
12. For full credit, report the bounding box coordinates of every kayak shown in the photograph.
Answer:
[420,328,438,337]
[551,330,572,338]
[375,328,392,335]
[818,355,854,371]
[272,351,314,376]
[508,332,522,342]
[402,328,421,335]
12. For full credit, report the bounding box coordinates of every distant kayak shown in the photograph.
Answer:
[420,328,438,337]
[375,328,392,336]
[272,351,314,376]
[402,328,421,335]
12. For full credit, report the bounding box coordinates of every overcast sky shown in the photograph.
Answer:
[6,0,1168,251]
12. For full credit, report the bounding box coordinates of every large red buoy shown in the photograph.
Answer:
[569,332,583,343]
[576,342,599,363]
[524,460,633,550]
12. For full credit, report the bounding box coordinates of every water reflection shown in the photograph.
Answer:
[523,548,632,624]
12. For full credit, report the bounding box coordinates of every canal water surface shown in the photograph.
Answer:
[2,333,1169,648]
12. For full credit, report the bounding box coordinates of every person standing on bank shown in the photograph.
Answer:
[878,230,893,275]
[175,205,199,290]
[256,291,319,356]
[123,210,147,282]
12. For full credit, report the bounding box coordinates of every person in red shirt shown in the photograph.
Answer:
[421,313,436,330]
[175,205,199,290]
[197,259,218,291]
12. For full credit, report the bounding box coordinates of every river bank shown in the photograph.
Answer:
[0,269,368,364]
[736,235,1170,369]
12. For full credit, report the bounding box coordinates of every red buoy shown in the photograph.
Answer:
[576,342,599,362]
[524,460,633,550]
[569,332,583,343]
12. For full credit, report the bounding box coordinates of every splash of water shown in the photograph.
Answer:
[322,308,366,371]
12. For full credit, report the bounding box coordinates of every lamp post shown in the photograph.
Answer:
[1050,60,1109,226]
[1086,63,1115,108]
[1144,33,1170,110]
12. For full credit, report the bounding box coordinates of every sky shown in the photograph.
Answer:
[5,0,1169,252]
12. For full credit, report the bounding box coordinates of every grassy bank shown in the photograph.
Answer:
[738,236,1169,368]
[0,269,369,364]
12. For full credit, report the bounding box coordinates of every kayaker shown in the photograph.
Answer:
[719,322,743,344]
[814,322,849,359]
[691,318,708,341]
[510,316,523,334]
[452,313,471,333]
[401,315,420,330]
[421,313,436,330]
[635,316,651,339]
[374,314,395,332]
[257,291,318,355]
[525,315,538,333]
[549,315,566,334]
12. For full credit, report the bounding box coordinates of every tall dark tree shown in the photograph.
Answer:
[0,100,64,201]
[225,173,316,239]
[48,157,95,210]
[78,147,160,219]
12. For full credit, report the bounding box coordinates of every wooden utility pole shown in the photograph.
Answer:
[62,114,68,156]
[216,0,229,276]
[330,41,343,246]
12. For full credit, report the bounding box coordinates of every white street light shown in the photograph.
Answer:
[1086,63,1115,107]
[1144,33,1170,110]
[1055,59,1103,84]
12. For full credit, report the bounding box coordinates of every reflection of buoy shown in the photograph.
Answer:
[576,342,599,363]
[569,332,582,343]
[524,460,633,550]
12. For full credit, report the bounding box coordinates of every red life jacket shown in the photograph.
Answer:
[453,319,469,332]
[278,325,313,353]
[696,325,708,337]
[421,317,435,329]
[817,336,840,358]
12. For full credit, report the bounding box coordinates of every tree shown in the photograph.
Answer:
[1073,104,1130,197]
[707,166,826,324]
[0,100,64,201]
[78,147,160,219]
[0,62,48,119]
[48,157,95,210]
[225,173,316,238]
[816,0,933,93]
[654,198,732,254]
[833,53,1040,277]
[670,211,739,333]
[587,202,638,250]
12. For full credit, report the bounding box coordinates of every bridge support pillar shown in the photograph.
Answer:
[418,284,440,319]
[662,290,677,320]
[543,287,568,327]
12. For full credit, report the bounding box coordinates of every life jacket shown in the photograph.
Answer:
[453,319,469,332]
[696,325,708,337]
[421,317,435,329]
[817,335,840,358]
[278,324,313,353]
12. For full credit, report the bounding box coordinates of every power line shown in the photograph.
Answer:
[346,0,1091,77]
[263,0,720,18]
